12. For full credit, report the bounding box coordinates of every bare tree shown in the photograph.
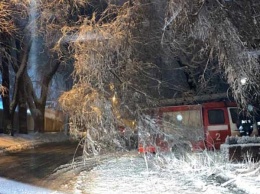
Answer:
[58,0,161,154]
[0,0,76,134]
[162,0,260,110]
[29,0,101,132]
[57,0,260,156]
[0,0,32,134]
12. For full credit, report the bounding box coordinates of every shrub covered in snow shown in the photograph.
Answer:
[225,136,260,145]
[224,136,239,145]
[237,136,260,144]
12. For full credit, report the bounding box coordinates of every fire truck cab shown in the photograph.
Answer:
[138,101,259,153]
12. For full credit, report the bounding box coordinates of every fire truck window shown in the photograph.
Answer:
[229,108,238,123]
[208,109,225,124]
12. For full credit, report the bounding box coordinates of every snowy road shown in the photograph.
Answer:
[0,142,81,189]
[69,152,254,194]
[2,143,257,194]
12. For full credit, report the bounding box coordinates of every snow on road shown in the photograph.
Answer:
[1,133,259,194]
[0,177,63,194]
[71,152,259,194]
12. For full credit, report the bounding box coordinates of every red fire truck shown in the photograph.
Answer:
[138,101,259,153]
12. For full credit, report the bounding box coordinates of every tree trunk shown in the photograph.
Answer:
[9,37,31,136]
[34,104,45,133]
[0,44,12,134]
[34,57,60,132]
[9,104,16,136]
[18,79,28,134]
[18,103,28,134]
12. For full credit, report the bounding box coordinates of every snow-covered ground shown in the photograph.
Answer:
[1,133,260,194]
[67,151,260,194]
[0,177,64,194]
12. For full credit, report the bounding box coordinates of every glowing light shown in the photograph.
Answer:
[177,114,183,121]
[240,77,248,85]
[112,94,116,103]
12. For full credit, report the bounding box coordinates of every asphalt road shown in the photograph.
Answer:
[0,142,82,189]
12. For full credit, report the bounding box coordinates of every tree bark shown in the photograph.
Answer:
[9,37,31,136]
[18,77,28,134]
[34,104,45,133]
[0,53,11,134]
[34,57,60,132]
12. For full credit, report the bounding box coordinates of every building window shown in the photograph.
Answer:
[208,109,225,124]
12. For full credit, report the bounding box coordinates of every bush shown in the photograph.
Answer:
[225,136,260,145]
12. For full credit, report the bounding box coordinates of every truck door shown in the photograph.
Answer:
[203,108,231,149]
[227,107,240,136]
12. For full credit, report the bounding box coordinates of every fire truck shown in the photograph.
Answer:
[138,101,259,153]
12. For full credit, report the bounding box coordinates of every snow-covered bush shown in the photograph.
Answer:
[224,136,239,145]
[237,136,260,144]
[225,136,260,145]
